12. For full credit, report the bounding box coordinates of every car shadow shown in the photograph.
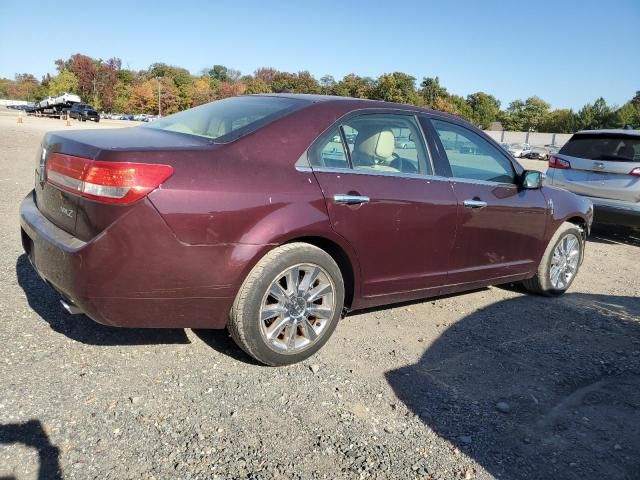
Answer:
[589,225,640,248]
[0,420,61,480]
[386,292,640,480]
[191,329,260,365]
[16,254,190,346]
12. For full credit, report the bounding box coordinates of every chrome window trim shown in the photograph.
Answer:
[448,176,517,188]
[305,165,449,182]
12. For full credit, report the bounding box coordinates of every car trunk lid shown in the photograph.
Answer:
[35,126,212,239]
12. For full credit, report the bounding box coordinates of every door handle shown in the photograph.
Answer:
[334,194,370,205]
[463,199,488,209]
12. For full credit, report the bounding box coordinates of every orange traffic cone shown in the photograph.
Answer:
[17,111,23,124]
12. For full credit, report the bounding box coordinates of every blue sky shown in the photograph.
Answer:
[0,0,638,110]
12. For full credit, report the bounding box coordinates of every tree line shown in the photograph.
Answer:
[1,53,639,132]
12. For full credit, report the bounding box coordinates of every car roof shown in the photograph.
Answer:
[575,128,640,137]
[252,93,472,126]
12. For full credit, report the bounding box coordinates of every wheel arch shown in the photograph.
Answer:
[283,235,358,310]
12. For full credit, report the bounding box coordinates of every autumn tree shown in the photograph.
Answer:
[254,67,277,84]
[69,54,97,101]
[191,77,214,106]
[7,74,40,100]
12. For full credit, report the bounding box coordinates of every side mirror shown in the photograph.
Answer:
[522,170,544,189]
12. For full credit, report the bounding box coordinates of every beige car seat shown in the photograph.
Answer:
[351,127,399,172]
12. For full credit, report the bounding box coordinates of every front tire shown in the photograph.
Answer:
[522,222,583,296]
[228,243,344,366]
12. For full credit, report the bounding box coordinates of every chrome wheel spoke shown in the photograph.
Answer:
[259,263,336,354]
[298,267,320,294]
[307,306,332,319]
[267,315,290,340]
[285,323,297,349]
[261,306,286,322]
[284,267,300,296]
[268,283,288,303]
[300,319,318,341]
[307,282,332,302]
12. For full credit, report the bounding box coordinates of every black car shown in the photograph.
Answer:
[522,148,547,160]
[68,103,100,122]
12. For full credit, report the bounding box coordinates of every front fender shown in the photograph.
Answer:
[541,185,593,240]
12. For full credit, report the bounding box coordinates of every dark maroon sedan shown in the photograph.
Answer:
[20,94,593,365]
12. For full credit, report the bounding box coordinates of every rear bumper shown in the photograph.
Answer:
[593,201,640,228]
[586,196,640,228]
[19,190,266,328]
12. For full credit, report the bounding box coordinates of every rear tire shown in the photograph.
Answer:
[228,243,344,366]
[522,222,583,296]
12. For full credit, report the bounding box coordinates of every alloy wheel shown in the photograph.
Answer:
[259,263,335,354]
[549,233,580,289]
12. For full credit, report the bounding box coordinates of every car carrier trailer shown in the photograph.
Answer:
[29,92,82,118]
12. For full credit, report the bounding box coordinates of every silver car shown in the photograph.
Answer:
[546,129,640,228]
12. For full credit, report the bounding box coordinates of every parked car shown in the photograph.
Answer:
[499,142,511,151]
[68,103,100,122]
[507,143,532,158]
[522,148,548,160]
[37,96,55,109]
[544,144,562,155]
[53,92,81,106]
[20,94,592,366]
[546,129,639,228]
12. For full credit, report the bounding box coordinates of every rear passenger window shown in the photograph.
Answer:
[431,119,515,184]
[309,114,432,175]
[344,114,431,175]
[309,127,350,168]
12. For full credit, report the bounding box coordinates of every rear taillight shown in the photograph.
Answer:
[46,153,173,204]
[548,155,571,169]
[630,167,640,177]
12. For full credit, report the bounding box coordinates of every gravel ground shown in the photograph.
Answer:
[1,109,639,480]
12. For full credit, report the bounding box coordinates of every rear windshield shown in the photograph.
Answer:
[560,133,640,162]
[143,95,307,143]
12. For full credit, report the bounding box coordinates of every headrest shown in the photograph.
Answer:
[354,128,395,160]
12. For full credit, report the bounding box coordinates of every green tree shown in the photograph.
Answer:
[577,97,614,130]
[270,71,320,93]
[614,102,640,129]
[466,92,500,128]
[420,77,448,107]
[208,65,229,82]
[500,97,550,131]
[373,72,421,105]
[539,109,577,133]
[47,70,79,96]
[333,74,374,98]
[0,77,13,98]
[319,75,336,94]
